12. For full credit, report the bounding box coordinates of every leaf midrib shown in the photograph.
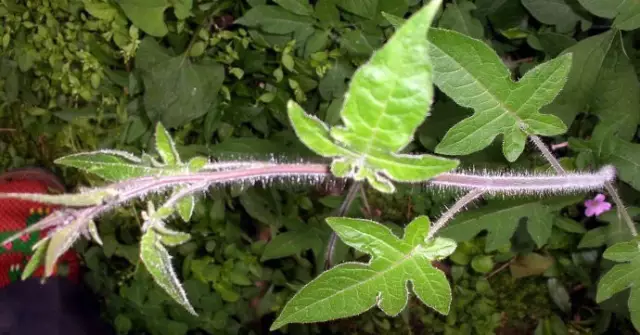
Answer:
[280,245,425,322]
[431,41,566,129]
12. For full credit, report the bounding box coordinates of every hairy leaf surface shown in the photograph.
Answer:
[271,216,455,330]
[428,28,572,161]
[288,0,459,192]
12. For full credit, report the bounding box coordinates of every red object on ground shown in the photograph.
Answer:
[0,169,80,287]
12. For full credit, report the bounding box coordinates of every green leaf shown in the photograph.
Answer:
[596,243,640,331]
[577,227,607,249]
[261,230,321,261]
[289,0,458,192]
[154,123,181,166]
[603,241,640,263]
[587,34,640,145]
[429,28,572,161]
[287,101,348,157]
[45,219,84,277]
[21,241,47,281]
[176,195,195,222]
[540,30,616,126]
[55,151,177,181]
[273,0,313,16]
[522,0,585,32]
[333,14,444,154]
[601,139,640,191]
[271,216,455,330]
[140,228,197,315]
[440,197,580,251]
[159,230,191,247]
[235,5,315,34]
[118,0,191,36]
[438,1,484,39]
[337,0,378,19]
[381,12,406,27]
[136,38,224,128]
[314,0,340,26]
[577,0,640,30]
[318,59,354,100]
[339,29,381,57]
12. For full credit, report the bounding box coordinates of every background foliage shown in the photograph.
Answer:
[1,0,640,334]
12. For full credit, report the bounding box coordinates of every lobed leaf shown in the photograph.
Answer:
[288,0,459,193]
[271,216,455,329]
[428,28,572,161]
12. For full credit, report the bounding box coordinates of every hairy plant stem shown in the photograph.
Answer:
[427,188,485,240]
[529,135,637,237]
[325,181,362,269]
[0,161,619,247]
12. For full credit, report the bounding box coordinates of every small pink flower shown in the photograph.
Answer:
[20,234,29,242]
[585,194,612,217]
[3,241,12,250]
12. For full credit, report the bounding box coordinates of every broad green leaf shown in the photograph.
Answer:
[602,139,640,191]
[339,29,382,57]
[596,243,640,331]
[536,32,577,57]
[140,228,197,315]
[118,0,191,36]
[235,5,315,34]
[540,30,616,125]
[577,0,640,30]
[273,0,313,16]
[155,123,181,165]
[318,59,354,100]
[55,151,178,181]
[577,227,607,249]
[603,241,640,263]
[136,38,224,128]
[271,216,455,329]
[288,0,458,192]
[587,34,640,146]
[522,0,585,32]
[314,0,340,26]
[429,28,572,161]
[440,197,580,251]
[337,0,378,19]
[438,1,484,39]
[261,230,322,261]
[332,6,440,155]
